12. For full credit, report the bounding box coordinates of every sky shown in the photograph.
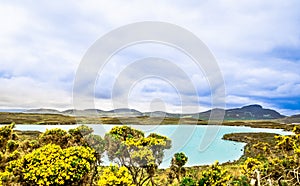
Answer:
[0,0,300,115]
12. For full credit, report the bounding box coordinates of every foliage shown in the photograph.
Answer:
[39,126,105,163]
[173,152,188,167]
[2,144,96,185]
[198,161,231,186]
[0,123,20,172]
[0,123,16,152]
[241,158,262,177]
[105,126,171,186]
[98,165,134,186]
[231,175,249,186]
[180,177,197,186]
[6,139,19,152]
[69,125,94,136]
[39,128,73,148]
[169,152,188,183]
[240,125,300,185]
[0,124,106,185]
[6,123,300,185]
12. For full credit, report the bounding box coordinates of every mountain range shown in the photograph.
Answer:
[24,104,288,120]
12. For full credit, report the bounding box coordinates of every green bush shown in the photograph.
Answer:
[169,152,188,183]
[180,177,197,186]
[6,140,19,152]
[39,128,72,148]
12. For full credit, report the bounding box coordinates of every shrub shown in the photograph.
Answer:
[198,161,231,186]
[240,126,300,185]
[169,152,188,183]
[180,177,197,186]
[98,165,134,186]
[6,140,19,152]
[4,144,96,185]
[39,128,72,148]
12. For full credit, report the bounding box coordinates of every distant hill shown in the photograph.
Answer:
[107,108,143,117]
[224,104,285,120]
[23,104,286,120]
[181,105,285,120]
[278,114,300,124]
[144,111,180,118]
[25,108,61,114]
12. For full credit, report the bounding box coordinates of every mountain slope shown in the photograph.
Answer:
[25,108,61,114]
[193,105,285,120]
[278,114,300,124]
[224,105,285,120]
[23,104,286,120]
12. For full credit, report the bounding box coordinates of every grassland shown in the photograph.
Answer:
[0,112,207,125]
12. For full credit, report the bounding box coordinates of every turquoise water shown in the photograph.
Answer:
[14,124,291,168]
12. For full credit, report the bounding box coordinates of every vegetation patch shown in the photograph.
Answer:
[1,123,300,185]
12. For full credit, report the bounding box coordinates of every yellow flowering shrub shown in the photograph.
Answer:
[0,123,16,152]
[198,161,231,186]
[239,126,300,185]
[0,123,20,172]
[105,126,171,185]
[98,165,134,186]
[4,144,96,185]
[39,128,73,148]
[0,124,105,185]
[241,157,262,176]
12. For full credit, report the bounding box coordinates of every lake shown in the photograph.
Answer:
[14,124,291,168]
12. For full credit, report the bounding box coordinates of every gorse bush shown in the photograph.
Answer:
[241,126,300,185]
[198,161,231,186]
[0,124,105,185]
[3,144,96,185]
[105,126,171,186]
[98,164,134,186]
[0,123,20,172]
[39,128,73,148]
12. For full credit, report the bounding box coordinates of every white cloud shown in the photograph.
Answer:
[0,1,299,115]
[0,76,72,109]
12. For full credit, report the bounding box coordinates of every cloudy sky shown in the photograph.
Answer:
[0,1,300,115]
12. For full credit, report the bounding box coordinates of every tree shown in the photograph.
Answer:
[105,126,171,186]
[169,152,188,183]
